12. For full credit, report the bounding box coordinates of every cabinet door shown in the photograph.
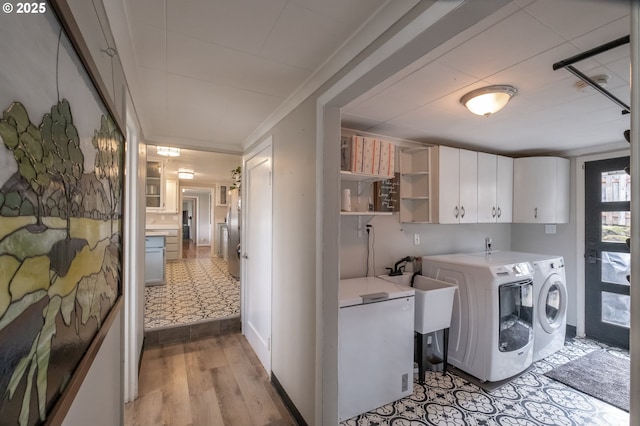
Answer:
[513,157,555,222]
[554,158,570,223]
[437,146,460,224]
[496,155,513,223]
[164,178,178,213]
[458,149,477,223]
[146,161,163,210]
[477,152,497,223]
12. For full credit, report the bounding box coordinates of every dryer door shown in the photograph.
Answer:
[538,273,567,334]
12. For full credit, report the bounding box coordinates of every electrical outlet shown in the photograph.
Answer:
[414,233,420,245]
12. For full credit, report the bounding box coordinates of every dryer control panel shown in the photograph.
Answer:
[492,262,533,278]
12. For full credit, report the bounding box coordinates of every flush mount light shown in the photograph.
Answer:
[156,146,180,157]
[178,169,194,179]
[460,85,517,117]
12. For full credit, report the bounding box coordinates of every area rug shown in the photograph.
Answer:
[545,349,629,412]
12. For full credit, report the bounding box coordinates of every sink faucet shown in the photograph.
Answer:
[386,256,413,276]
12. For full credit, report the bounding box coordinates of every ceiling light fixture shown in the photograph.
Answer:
[178,169,194,180]
[156,146,180,157]
[460,85,517,117]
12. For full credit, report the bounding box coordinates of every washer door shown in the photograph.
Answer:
[538,273,567,334]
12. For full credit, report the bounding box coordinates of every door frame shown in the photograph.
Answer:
[575,149,629,337]
[241,135,273,373]
[181,196,197,243]
[584,156,630,347]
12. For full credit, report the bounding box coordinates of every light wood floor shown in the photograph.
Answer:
[182,240,214,258]
[125,332,296,426]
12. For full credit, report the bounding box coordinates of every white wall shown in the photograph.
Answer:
[266,98,318,423]
[511,158,578,326]
[63,310,123,426]
[341,216,512,278]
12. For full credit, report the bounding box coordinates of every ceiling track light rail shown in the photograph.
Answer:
[553,35,630,114]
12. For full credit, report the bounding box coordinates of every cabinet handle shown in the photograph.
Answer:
[454,206,459,218]
[460,206,465,218]
[492,207,496,218]
[497,207,502,218]
[534,207,538,219]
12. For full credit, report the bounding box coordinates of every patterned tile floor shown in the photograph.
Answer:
[343,337,629,425]
[144,257,240,329]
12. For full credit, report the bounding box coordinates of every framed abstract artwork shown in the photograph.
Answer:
[0,2,124,425]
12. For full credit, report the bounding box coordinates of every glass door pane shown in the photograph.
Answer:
[585,156,630,349]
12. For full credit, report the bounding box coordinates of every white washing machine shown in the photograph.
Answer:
[422,253,535,382]
[462,252,568,362]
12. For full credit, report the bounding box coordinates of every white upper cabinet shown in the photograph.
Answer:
[146,161,179,213]
[513,157,570,223]
[164,178,178,213]
[477,153,513,223]
[435,146,477,224]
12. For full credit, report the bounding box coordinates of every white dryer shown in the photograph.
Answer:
[422,253,535,382]
[464,252,568,362]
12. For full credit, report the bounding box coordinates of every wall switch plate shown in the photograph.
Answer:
[414,233,420,245]
[545,224,557,234]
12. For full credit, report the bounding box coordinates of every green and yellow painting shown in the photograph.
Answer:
[0,99,123,425]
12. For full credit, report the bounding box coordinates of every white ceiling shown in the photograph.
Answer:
[122,0,632,161]
[122,0,388,151]
[343,0,631,155]
[148,145,241,186]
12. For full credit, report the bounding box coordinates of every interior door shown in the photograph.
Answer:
[585,156,630,349]
[243,144,273,372]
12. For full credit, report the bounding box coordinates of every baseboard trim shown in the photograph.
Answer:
[271,373,307,426]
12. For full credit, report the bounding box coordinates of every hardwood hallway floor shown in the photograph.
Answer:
[182,239,213,258]
[125,332,296,426]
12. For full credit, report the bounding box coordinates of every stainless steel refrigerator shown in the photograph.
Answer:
[226,188,241,278]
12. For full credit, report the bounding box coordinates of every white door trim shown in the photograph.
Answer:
[241,136,273,373]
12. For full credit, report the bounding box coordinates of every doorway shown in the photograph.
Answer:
[182,197,195,242]
[585,156,630,349]
[243,141,273,373]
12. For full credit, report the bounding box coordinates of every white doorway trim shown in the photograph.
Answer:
[182,196,197,244]
[314,1,509,423]
[241,136,274,373]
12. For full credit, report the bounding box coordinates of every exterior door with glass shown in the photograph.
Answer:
[585,156,630,349]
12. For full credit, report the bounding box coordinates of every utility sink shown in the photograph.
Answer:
[379,273,457,334]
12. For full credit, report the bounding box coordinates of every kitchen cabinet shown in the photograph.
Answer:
[513,157,570,223]
[146,161,162,209]
[477,153,513,223]
[146,161,178,212]
[435,146,477,224]
[145,235,165,285]
[164,229,180,260]
[164,178,178,213]
[217,185,229,206]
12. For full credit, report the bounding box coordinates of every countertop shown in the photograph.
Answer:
[146,231,169,237]
[146,224,180,230]
[339,277,414,308]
